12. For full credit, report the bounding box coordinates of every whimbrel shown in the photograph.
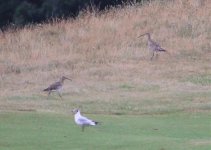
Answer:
[43,76,71,99]
[138,33,166,60]
[72,109,99,132]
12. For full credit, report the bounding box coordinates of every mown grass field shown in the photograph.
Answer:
[0,0,211,149]
[1,112,211,150]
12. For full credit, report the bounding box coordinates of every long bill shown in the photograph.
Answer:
[64,77,72,81]
[137,33,147,38]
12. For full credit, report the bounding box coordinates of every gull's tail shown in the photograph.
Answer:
[94,121,99,125]
[91,121,100,126]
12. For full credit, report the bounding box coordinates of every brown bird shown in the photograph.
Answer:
[138,33,166,60]
[43,76,71,99]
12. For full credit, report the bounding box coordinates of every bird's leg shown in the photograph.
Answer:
[47,91,51,99]
[155,52,159,59]
[150,51,154,60]
[82,126,85,132]
[57,91,63,100]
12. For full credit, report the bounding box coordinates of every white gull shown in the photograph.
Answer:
[72,109,99,131]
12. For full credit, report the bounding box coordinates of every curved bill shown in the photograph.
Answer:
[137,33,149,38]
[63,76,72,81]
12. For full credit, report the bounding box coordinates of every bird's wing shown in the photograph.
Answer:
[151,40,160,47]
[48,81,62,90]
[78,116,96,126]
[150,40,166,51]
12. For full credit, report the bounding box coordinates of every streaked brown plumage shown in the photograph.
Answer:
[138,33,166,60]
[43,76,71,99]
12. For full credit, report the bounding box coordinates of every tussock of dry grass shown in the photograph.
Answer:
[0,0,211,114]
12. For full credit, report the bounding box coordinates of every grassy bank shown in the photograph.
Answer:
[0,0,211,115]
[0,112,211,150]
[1,1,211,149]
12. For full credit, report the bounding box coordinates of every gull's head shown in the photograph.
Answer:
[72,109,80,114]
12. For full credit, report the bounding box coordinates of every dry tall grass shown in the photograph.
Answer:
[0,0,211,114]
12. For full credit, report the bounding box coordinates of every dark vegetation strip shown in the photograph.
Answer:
[0,0,151,30]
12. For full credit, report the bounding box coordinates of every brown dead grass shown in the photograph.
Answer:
[0,0,211,114]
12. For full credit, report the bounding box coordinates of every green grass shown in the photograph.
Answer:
[184,74,211,86]
[1,112,211,150]
[1,1,211,150]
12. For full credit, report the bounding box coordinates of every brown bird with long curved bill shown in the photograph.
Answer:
[138,33,167,60]
[43,76,71,99]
